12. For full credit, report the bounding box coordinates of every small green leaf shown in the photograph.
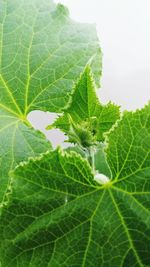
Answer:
[0,104,149,266]
[66,114,97,147]
[50,67,120,145]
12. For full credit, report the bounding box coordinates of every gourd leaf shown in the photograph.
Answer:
[0,109,51,207]
[0,0,101,205]
[49,67,120,144]
[0,104,149,266]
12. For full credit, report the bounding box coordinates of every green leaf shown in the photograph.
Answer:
[0,0,101,115]
[106,103,150,190]
[0,0,101,204]
[0,108,51,206]
[50,67,120,144]
[0,104,149,266]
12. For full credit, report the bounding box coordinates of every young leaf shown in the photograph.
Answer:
[49,67,120,144]
[0,0,101,206]
[0,104,149,266]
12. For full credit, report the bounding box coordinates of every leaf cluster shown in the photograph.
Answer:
[0,1,149,266]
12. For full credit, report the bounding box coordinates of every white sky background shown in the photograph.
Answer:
[28,0,150,147]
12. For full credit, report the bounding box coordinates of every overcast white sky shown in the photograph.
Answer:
[54,0,150,109]
[29,0,150,147]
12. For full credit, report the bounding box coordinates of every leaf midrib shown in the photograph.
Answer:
[3,184,148,266]
[81,190,105,267]
[109,189,144,267]
[12,189,100,244]
[0,75,23,116]
[26,55,86,113]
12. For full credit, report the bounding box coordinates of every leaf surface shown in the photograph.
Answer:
[0,108,51,206]
[0,0,101,204]
[0,0,101,114]
[0,104,149,266]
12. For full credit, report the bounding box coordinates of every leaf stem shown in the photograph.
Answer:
[88,146,96,174]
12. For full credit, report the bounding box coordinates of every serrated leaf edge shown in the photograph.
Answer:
[104,101,150,181]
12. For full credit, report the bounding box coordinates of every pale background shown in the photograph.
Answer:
[28,0,150,147]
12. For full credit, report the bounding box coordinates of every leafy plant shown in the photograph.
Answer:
[0,0,150,267]
[47,67,119,145]
[0,0,101,207]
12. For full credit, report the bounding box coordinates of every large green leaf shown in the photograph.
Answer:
[50,67,120,143]
[0,0,101,114]
[0,104,149,266]
[0,0,101,204]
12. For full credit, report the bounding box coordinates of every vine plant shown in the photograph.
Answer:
[0,0,149,266]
